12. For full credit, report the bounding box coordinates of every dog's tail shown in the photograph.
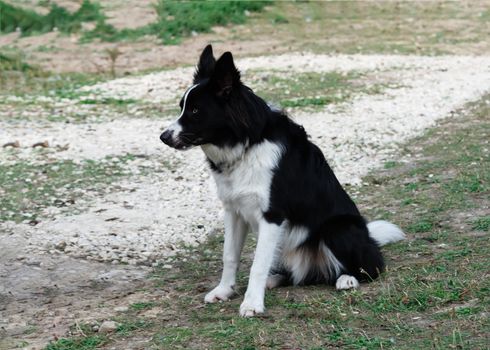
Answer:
[367,220,405,246]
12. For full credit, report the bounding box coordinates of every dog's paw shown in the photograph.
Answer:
[335,274,360,290]
[239,298,264,317]
[204,285,234,303]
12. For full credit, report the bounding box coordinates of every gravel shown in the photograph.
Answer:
[1,53,489,265]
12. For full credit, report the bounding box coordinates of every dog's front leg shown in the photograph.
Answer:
[240,219,282,317]
[205,210,247,303]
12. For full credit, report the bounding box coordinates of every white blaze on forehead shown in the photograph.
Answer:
[179,83,200,118]
[165,83,200,141]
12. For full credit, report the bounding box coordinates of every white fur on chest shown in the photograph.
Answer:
[203,141,283,231]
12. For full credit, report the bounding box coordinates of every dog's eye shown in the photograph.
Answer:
[192,108,198,114]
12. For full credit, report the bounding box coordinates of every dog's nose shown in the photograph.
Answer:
[160,130,173,145]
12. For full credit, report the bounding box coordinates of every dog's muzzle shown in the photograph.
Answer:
[160,129,174,146]
[160,129,194,150]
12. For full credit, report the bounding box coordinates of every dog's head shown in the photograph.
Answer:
[160,45,267,150]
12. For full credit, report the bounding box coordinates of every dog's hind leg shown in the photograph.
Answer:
[266,274,287,289]
[324,216,385,283]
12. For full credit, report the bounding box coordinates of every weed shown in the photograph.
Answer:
[45,336,106,350]
[472,216,490,231]
[269,13,289,24]
[130,302,155,311]
[384,161,399,169]
[105,47,122,78]
[152,327,194,347]
[116,319,153,335]
[282,97,335,108]
[78,98,137,106]
[408,220,433,233]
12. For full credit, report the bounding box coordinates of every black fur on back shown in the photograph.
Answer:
[260,109,384,283]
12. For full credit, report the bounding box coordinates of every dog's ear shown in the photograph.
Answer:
[194,44,216,83]
[211,52,240,98]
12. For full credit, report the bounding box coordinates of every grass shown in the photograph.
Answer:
[45,316,152,349]
[79,20,152,44]
[45,336,106,350]
[0,154,137,223]
[255,71,398,109]
[235,1,489,56]
[472,216,490,231]
[152,0,270,45]
[0,48,106,96]
[42,95,489,349]
[80,0,270,44]
[78,97,137,106]
[0,0,104,35]
[384,161,399,169]
[130,302,155,311]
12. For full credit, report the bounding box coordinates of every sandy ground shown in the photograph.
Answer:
[1,53,490,349]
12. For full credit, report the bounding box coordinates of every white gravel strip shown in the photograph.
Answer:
[80,54,487,102]
[1,54,489,265]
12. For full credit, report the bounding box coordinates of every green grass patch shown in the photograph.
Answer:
[255,71,396,109]
[1,0,269,44]
[0,155,136,223]
[78,97,137,106]
[384,161,399,169]
[115,319,153,335]
[152,327,194,347]
[79,20,153,43]
[0,49,106,97]
[0,0,104,35]
[408,220,433,233]
[262,1,488,55]
[45,336,106,350]
[257,71,352,108]
[472,216,490,231]
[0,49,50,94]
[152,0,270,44]
[0,51,39,73]
[130,302,155,311]
[80,0,270,44]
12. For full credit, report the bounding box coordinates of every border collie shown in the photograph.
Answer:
[160,45,405,317]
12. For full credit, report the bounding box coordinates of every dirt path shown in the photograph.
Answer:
[0,235,152,349]
[1,53,489,349]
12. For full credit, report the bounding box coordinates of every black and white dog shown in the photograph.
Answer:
[160,45,405,317]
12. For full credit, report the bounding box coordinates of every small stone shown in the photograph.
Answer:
[55,241,67,251]
[114,306,128,312]
[98,320,118,334]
